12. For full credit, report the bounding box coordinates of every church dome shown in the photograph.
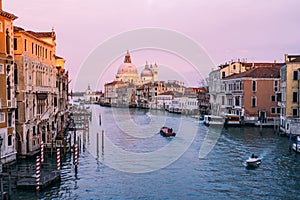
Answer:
[116,51,139,83]
[141,67,153,77]
[118,63,138,74]
[141,61,154,81]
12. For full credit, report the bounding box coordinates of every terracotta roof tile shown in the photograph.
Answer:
[225,64,282,79]
[26,31,53,38]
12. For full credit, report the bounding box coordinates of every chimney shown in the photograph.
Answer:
[0,0,2,10]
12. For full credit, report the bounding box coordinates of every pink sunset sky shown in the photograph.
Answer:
[4,0,300,91]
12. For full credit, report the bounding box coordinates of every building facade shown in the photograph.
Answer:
[279,54,300,134]
[14,26,68,156]
[223,64,282,124]
[0,1,18,164]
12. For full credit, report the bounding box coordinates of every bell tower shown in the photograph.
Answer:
[153,62,158,81]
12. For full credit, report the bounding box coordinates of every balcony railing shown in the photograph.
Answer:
[7,98,17,108]
[33,86,52,93]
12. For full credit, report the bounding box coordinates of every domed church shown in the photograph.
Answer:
[115,51,158,84]
[115,50,139,83]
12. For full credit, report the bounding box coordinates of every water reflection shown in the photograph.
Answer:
[11,105,300,199]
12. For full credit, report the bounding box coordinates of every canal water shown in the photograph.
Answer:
[11,105,300,199]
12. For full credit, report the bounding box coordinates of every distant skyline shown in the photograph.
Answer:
[4,0,300,91]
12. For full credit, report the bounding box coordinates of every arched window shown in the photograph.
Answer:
[6,29,10,54]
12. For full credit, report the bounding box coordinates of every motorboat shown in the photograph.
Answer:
[292,143,300,153]
[203,115,224,126]
[224,114,241,126]
[246,155,261,168]
[160,127,176,137]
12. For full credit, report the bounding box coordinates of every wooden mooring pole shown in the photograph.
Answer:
[97,132,99,159]
[102,129,104,153]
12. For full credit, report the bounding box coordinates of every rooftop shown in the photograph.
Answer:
[225,65,282,79]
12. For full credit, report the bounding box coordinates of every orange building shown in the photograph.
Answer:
[14,26,68,156]
[0,0,18,164]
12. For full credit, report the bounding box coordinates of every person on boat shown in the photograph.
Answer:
[251,154,255,158]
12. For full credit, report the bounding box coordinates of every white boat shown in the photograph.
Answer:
[246,155,261,168]
[203,115,224,126]
[292,143,300,153]
[292,136,300,153]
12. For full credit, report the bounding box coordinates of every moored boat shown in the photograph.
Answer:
[203,115,224,126]
[224,114,241,126]
[160,127,176,137]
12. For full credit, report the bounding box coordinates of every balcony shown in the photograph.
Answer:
[33,86,52,93]
[7,98,17,108]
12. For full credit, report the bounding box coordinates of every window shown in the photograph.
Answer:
[293,70,298,80]
[6,29,10,54]
[252,81,256,92]
[24,39,27,51]
[14,65,18,84]
[8,135,12,146]
[222,72,225,78]
[7,112,12,127]
[15,107,19,120]
[271,95,276,102]
[14,38,17,50]
[33,126,36,136]
[271,108,276,114]
[54,96,57,107]
[0,112,5,123]
[293,92,298,103]
[251,96,256,107]
[277,93,282,102]
[32,43,34,54]
[235,96,240,106]
[293,108,298,117]
[274,80,279,92]
[233,65,236,70]
[0,63,3,74]
[277,107,281,114]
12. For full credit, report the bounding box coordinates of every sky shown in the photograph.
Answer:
[3,0,300,91]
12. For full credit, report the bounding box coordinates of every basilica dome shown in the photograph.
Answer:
[141,62,154,77]
[117,63,138,74]
[116,51,139,83]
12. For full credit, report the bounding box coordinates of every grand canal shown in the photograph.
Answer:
[11,105,300,199]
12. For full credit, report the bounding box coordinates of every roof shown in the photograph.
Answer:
[26,31,53,38]
[55,55,63,59]
[286,55,300,63]
[225,65,282,79]
[104,81,119,86]
[159,91,174,96]
[244,63,283,68]
[0,10,18,20]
